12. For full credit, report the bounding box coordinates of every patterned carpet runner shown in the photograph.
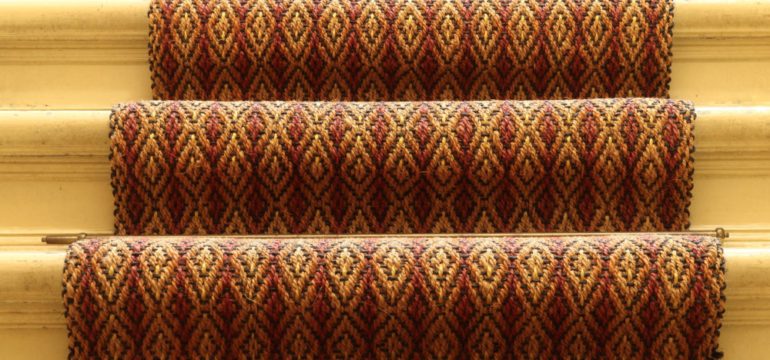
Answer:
[63,0,727,358]
[111,99,694,235]
[149,0,674,101]
[64,234,724,359]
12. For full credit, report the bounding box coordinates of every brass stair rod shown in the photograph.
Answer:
[42,228,729,245]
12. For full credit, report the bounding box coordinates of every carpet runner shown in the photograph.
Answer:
[111,98,694,235]
[62,0,727,358]
[149,0,674,101]
[64,234,724,359]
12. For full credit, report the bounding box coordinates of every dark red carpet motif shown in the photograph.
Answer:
[63,234,725,359]
[110,99,695,235]
[149,0,674,101]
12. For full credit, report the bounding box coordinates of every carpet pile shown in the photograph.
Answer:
[64,234,724,359]
[111,99,694,235]
[149,0,674,101]
[62,0,726,358]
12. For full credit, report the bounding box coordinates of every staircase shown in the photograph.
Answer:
[1,0,769,358]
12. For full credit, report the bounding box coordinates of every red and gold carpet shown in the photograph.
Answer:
[149,0,674,101]
[111,98,694,235]
[61,0,728,358]
[64,234,724,359]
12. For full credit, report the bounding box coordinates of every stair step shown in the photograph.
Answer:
[1,106,768,237]
[0,238,768,359]
[1,0,770,108]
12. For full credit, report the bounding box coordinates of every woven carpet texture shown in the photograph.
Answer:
[64,234,724,359]
[149,0,674,101]
[111,98,694,235]
[64,0,726,358]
